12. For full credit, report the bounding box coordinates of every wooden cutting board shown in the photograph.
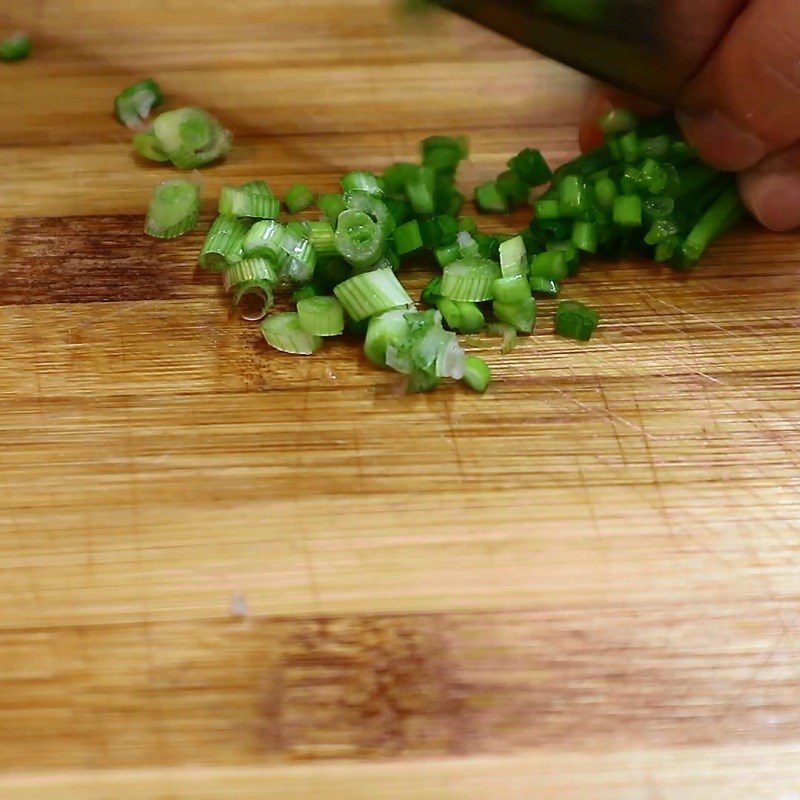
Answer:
[1,1,800,797]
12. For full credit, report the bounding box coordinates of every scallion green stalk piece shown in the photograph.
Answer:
[441,258,500,302]
[306,220,337,258]
[285,183,316,214]
[436,299,485,334]
[394,220,424,257]
[493,297,536,334]
[297,296,345,337]
[200,215,249,270]
[462,355,491,393]
[499,235,527,277]
[133,130,170,162]
[144,178,200,239]
[149,107,231,169]
[474,181,508,214]
[318,193,347,226]
[485,322,518,354]
[219,180,279,219]
[334,268,412,322]
[405,166,436,215]
[341,171,383,197]
[261,312,322,355]
[555,300,600,341]
[335,209,386,270]
[493,274,532,305]
[222,258,278,293]
[507,148,552,187]
[599,108,639,135]
[233,281,275,322]
[0,33,31,63]
[114,78,163,129]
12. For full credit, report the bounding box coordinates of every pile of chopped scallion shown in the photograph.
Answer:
[136,94,745,394]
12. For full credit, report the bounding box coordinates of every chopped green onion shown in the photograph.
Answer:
[599,108,639,135]
[619,131,641,162]
[222,257,278,293]
[495,170,530,208]
[306,220,337,258]
[219,180,279,219]
[435,241,460,268]
[277,226,317,284]
[530,250,568,282]
[318,193,347,226]
[457,231,480,258]
[364,309,412,367]
[421,276,443,307]
[613,195,643,227]
[261,312,322,355]
[437,299,485,334]
[0,33,31,63]
[341,171,383,197]
[594,177,617,209]
[535,199,562,220]
[394,220,424,257]
[133,130,169,163]
[485,322,518,353]
[499,235,527,277]
[114,79,163,129]
[422,135,469,173]
[297,296,345,337]
[557,175,588,217]
[383,163,417,196]
[461,355,491,393]
[232,281,275,322]
[144,178,200,239]
[493,274,532,305]
[200,215,249,270]
[572,220,599,253]
[547,240,580,275]
[149,107,231,169]
[334,268,412,322]
[441,258,500,302]
[555,300,600,341]
[474,181,508,214]
[335,209,386,270]
[293,285,319,303]
[643,196,675,219]
[640,135,671,158]
[493,297,536,333]
[529,276,561,296]
[243,219,285,259]
[458,216,478,235]
[507,148,552,187]
[405,166,436,215]
[285,183,316,214]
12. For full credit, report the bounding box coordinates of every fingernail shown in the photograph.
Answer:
[745,172,800,232]
[676,107,769,171]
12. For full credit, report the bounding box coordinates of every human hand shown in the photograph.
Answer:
[579,0,800,232]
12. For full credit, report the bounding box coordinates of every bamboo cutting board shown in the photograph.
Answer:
[1,1,800,797]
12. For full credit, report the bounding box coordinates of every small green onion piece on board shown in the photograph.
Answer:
[222,258,278,294]
[405,166,436,215]
[0,33,31,63]
[493,297,536,334]
[243,219,285,260]
[114,78,163,129]
[555,300,600,341]
[334,268,412,322]
[599,108,639,135]
[318,193,347,226]
[441,258,500,302]
[613,195,643,227]
[529,276,561,297]
[594,177,617,209]
[150,107,231,169]
[495,170,530,208]
[297,296,345,337]
[458,216,478,235]
[219,181,279,220]
[383,163,417,196]
[232,281,275,322]
[530,250,568,282]
[485,322,518,354]
[493,274,532,305]
[422,135,468,173]
[144,178,200,239]
[572,220,599,253]
[474,182,508,214]
[364,309,412,368]
[306,220,337,258]
[261,312,322,355]
[341,171,383,197]
[535,199,562,220]
[507,148,552,187]
[200,215,249,270]
[285,183,316,214]
[619,131,641,162]
[435,241,461,268]
[457,231,481,258]
[335,209,386,270]
[394,220,424,257]
[547,240,580,275]
[437,299,485,334]
[462,355,491,393]
[133,130,170,162]
[499,235,527,277]
[557,175,588,217]
[421,276,443,307]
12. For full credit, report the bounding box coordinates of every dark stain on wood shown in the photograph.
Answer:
[0,215,216,305]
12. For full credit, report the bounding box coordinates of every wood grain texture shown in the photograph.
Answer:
[2,0,800,797]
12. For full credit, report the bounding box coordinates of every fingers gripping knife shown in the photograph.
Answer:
[428,0,680,104]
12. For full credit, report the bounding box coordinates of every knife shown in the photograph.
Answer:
[428,0,679,104]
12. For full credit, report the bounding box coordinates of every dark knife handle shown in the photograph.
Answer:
[431,0,681,103]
